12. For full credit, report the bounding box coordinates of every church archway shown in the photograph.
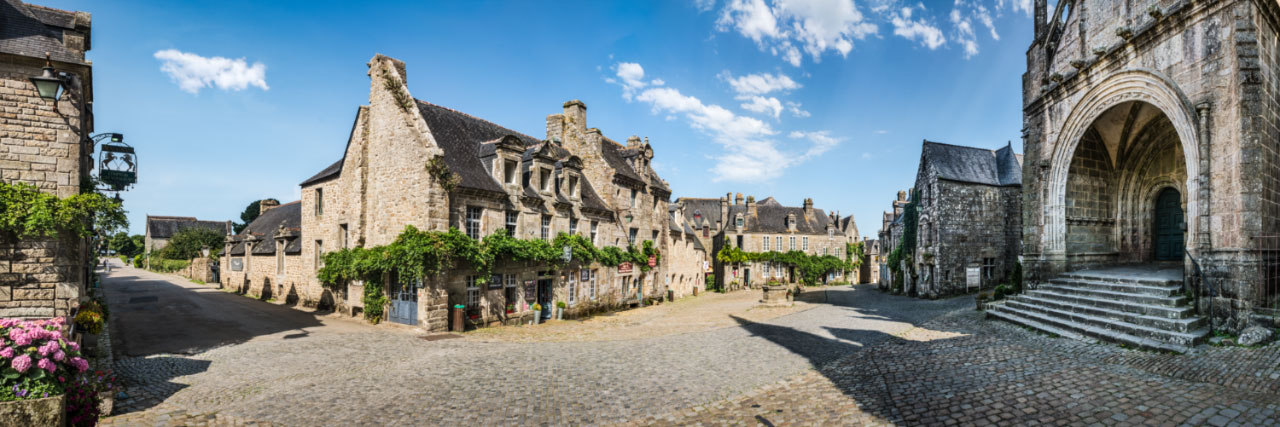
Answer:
[1045,69,1200,267]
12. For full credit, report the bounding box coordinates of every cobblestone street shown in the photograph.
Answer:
[98,265,1280,426]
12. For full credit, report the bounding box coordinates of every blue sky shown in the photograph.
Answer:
[44,0,1033,237]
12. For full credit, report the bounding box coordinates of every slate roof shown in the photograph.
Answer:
[840,215,857,234]
[146,216,231,240]
[0,0,87,64]
[227,201,302,256]
[417,101,539,194]
[300,160,342,187]
[676,197,723,229]
[758,197,781,206]
[600,138,647,184]
[921,140,1022,187]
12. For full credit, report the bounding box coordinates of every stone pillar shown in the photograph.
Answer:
[1196,103,1211,250]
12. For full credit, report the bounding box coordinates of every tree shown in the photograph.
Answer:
[156,228,225,260]
[108,232,143,257]
[232,198,278,234]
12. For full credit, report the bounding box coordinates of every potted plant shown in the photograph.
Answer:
[555,301,567,320]
[0,317,93,426]
[505,304,515,315]
[531,303,542,325]
[74,301,106,353]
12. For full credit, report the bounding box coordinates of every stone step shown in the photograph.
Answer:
[1037,284,1189,307]
[1007,296,1204,333]
[1047,277,1183,298]
[1025,289,1195,319]
[992,300,1207,347]
[986,303,1196,354]
[981,306,1094,342]
[1059,272,1180,287]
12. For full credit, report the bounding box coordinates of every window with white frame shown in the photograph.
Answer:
[775,264,782,278]
[590,221,598,244]
[763,263,770,274]
[803,236,809,251]
[789,236,796,251]
[622,276,632,297]
[628,228,638,245]
[465,206,483,239]
[776,236,782,251]
[568,272,577,305]
[762,236,770,251]
[505,211,518,236]
[541,215,551,241]
[589,269,598,299]
[569,217,578,235]
[339,224,348,249]
[466,276,481,308]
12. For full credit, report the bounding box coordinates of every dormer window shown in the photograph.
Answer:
[504,159,518,185]
[735,214,744,228]
[568,175,579,198]
[539,168,551,192]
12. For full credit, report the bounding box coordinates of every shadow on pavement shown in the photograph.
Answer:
[113,355,213,415]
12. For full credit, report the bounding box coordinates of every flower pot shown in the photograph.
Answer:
[0,394,65,427]
[97,391,114,417]
[82,333,100,353]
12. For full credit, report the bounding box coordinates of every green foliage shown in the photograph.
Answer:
[155,228,224,260]
[318,226,659,323]
[426,156,460,193]
[133,254,145,268]
[0,182,127,242]
[148,258,190,273]
[900,189,920,256]
[705,274,717,292]
[108,232,143,258]
[233,198,278,234]
[715,237,853,287]
[846,241,864,271]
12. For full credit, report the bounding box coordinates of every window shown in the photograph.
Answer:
[590,221,599,244]
[802,236,809,251]
[541,215,551,241]
[315,188,324,216]
[589,269,598,299]
[776,236,782,250]
[828,228,834,238]
[569,217,578,235]
[314,240,323,272]
[504,159,518,184]
[821,247,827,255]
[630,189,638,207]
[652,230,659,242]
[465,207,483,239]
[789,236,796,251]
[735,214,744,228]
[763,263,770,274]
[628,228,638,245]
[763,236,770,251]
[836,247,842,258]
[466,276,481,307]
[569,272,577,305]
[736,235,743,249]
[702,226,709,238]
[622,276,632,297]
[339,224,349,249]
[505,211,518,236]
[775,264,782,278]
[540,168,551,191]
[982,258,996,283]
[568,175,579,197]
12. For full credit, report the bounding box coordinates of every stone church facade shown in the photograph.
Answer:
[1020,0,1280,330]
[291,55,697,332]
[911,141,1022,298]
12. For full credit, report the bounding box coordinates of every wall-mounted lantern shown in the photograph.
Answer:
[28,54,67,103]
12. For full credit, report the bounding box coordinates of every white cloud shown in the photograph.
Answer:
[716,0,878,66]
[740,96,785,118]
[611,62,836,182]
[694,0,718,12]
[996,0,1033,17]
[875,129,889,134]
[720,71,802,96]
[786,101,810,117]
[890,6,946,50]
[154,49,268,94]
[788,130,844,158]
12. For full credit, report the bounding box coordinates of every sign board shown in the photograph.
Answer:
[489,274,503,290]
[523,280,536,302]
[648,255,657,268]
[562,245,572,262]
[966,267,981,290]
[230,258,243,271]
[580,270,590,281]
[618,262,633,274]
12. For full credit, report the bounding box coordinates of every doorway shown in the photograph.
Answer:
[537,279,552,320]
[1154,187,1184,261]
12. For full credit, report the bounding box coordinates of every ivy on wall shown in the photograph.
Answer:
[317,225,660,323]
[714,238,853,287]
[0,182,126,242]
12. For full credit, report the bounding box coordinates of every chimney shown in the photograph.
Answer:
[803,198,814,217]
[720,194,730,231]
[735,193,744,206]
[897,190,907,202]
[626,135,642,149]
[259,199,279,214]
[746,195,756,215]
[563,100,587,132]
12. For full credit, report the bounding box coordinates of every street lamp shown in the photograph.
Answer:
[28,54,66,103]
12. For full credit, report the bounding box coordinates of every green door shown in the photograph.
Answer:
[1154,188,1184,261]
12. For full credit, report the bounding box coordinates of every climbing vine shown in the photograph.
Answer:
[0,181,126,242]
[318,225,659,323]
[425,156,459,193]
[715,238,853,287]
[845,241,864,271]
[379,68,414,112]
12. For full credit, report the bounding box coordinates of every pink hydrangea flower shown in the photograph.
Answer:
[52,350,64,362]
[37,340,56,356]
[36,357,55,373]
[67,341,79,352]
[0,347,11,359]
[69,357,88,372]
[11,354,31,373]
[11,331,31,347]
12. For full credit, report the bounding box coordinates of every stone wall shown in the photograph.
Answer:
[916,179,1021,298]
[1065,129,1115,255]
[0,236,85,318]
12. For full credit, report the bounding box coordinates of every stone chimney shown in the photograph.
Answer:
[259,199,280,214]
[563,100,587,132]
[626,135,642,149]
[735,193,744,206]
[746,196,756,216]
[720,193,730,231]
[897,190,907,202]
[803,198,814,217]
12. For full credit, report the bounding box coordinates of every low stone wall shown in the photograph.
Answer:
[0,394,64,427]
[177,258,215,283]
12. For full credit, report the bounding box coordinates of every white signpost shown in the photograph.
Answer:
[966,267,981,291]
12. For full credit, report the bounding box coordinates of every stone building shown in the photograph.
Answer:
[877,190,911,290]
[0,0,93,318]
[989,0,1280,350]
[860,238,880,285]
[910,140,1022,298]
[664,204,708,298]
[144,215,232,254]
[219,201,304,303]
[678,193,857,290]
[292,54,693,331]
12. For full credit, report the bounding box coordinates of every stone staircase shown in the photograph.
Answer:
[986,268,1209,353]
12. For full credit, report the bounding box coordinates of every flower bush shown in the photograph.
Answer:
[0,317,90,402]
[65,370,119,426]
[73,310,104,336]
